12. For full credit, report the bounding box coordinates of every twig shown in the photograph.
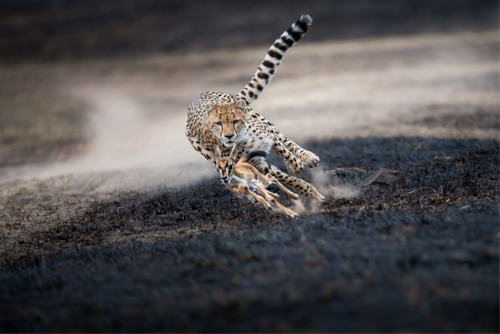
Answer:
[401,186,438,198]
[328,167,367,175]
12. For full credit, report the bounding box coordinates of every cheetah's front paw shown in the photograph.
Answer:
[301,150,320,168]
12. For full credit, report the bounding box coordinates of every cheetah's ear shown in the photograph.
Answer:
[235,100,247,111]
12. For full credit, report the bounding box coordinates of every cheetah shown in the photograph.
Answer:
[213,147,299,218]
[186,14,324,201]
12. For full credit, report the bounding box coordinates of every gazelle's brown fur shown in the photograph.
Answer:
[214,146,299,217]
[186,15,325,201]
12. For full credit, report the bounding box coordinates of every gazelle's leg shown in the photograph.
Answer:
[239,162,280,197]
[254,182,277,202]
[246,187,272,209]
[253,182,298,217]
[249,156,324,201]
[267,175,299,200]
[240,162,272,186]
[270,198,299,217]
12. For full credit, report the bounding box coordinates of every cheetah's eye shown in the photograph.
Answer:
[215,121,222,126]
[233,120,240,125]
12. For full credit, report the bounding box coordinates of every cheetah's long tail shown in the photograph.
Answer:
[236,14,313,105]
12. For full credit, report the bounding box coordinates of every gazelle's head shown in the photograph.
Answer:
[207,100,247,147]
[213,145,238,185]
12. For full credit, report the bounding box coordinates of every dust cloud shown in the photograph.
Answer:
[253,30,499,142]
[291,169,361,215]
[3,29,497,196]
[6,86,214,192]
[312,168,361,200]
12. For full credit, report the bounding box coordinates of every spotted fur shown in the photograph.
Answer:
[185,15,323,200]
[213,146,300,217]
[238,14,313,105]
[186,93,323,200]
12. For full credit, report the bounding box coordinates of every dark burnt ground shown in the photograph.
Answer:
[0,0,499,332]
[1,135,498,332]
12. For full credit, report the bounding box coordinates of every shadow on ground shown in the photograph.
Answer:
[1,136,498,332]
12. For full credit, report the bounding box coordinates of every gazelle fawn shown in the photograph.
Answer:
[213,146,299,217]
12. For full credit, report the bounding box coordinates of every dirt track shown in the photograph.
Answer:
[0,1,499,332]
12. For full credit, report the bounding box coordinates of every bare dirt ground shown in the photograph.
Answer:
[0,1,499,332]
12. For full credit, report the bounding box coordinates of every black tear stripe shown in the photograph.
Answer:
[267,50,282,60]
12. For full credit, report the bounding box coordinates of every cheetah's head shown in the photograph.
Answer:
[207,100,247,147]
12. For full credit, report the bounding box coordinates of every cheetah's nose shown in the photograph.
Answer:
[222,177,229,184]
[225,134,234,139]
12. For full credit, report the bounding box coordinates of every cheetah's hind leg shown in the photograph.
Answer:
[250,156,325,202]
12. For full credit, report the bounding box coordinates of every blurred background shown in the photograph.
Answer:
[0,0,497,60]
[0,0,497,184]
[0,1,499,332]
